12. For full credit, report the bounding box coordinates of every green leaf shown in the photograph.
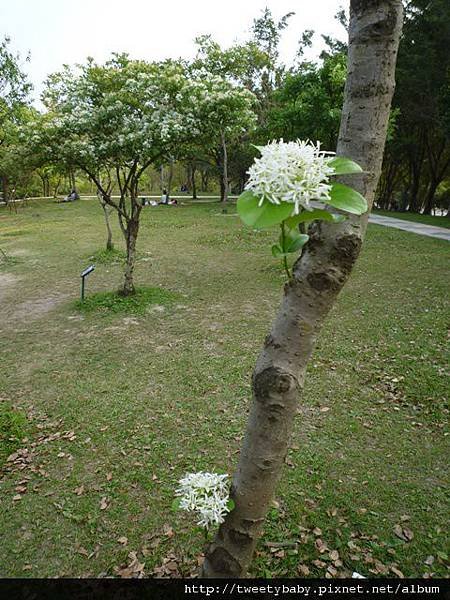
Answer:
[171,497,181,512]
[272,233,309,257]
[237,191,293,229]
[329,156,363,175]
[227,499,235,511]
[280,228,309,252]
[272,244,284,258]
[286,234,309,253]
[285,209,345,230]
[328,183,368,215]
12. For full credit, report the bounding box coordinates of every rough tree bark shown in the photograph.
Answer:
[202,0,403,578]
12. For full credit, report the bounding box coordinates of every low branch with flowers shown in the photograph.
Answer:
[237,139,367,279]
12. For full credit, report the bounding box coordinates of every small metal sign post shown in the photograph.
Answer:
[80,265,95,301]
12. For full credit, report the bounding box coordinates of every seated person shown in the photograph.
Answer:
[159,189,169,205]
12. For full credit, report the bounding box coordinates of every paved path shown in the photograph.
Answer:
[368,214,450,241]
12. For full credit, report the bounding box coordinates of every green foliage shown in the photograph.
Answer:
[266,52,347,148]
[0,403,27,467]
[237,190,293,229]
[328,157,363,175]
[75,287,178,315]
[329,183,368,215]
[284,209,345,229]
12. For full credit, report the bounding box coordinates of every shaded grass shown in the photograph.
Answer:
[0,197,448,578]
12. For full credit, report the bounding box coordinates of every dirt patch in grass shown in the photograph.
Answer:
[13,293,69,321]
[0,273,18,301]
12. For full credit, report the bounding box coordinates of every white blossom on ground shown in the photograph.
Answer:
[245,139,336,214]
[175,472,231,529]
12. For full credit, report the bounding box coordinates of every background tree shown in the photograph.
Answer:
[380,0,450,213]
[0,37,32,203]
[188,75,257,203]
[35,55,205,295]
[202,0,404,578]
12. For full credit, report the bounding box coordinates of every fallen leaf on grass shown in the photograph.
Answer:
[106,472,112,481]
[117,536,128,546]
[100,497,109,510]
[298,564,310,576]
[312,559,326,568]
[74,485,85,496]
[13,494,22,501]
[394,524,413,542]
[115,551,145,578]
[162,524,174,538]
[390,565,405,578]
[424,556,434,566]
[329,550,339,561]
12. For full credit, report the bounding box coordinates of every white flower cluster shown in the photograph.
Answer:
[246,140,335,214]
[176,472,230,529]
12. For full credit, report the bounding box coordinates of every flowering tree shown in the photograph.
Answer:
[202,0,404,577]
[185,73,257,202]
[36,55,202,295]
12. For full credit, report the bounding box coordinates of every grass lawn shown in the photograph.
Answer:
[0,198,449,578]
[373,209,450,229]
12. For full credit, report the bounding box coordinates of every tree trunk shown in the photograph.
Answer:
[201,170,209,193]
[122,218,139,296]
[221,132,229,203]
[53,176,62,198]
[1,175,8,204]
[422,178,439,215]
[100,197,114,251]
[202,0,403,578]
[192,164,197,200]
[69,168,76,191]
[167,159,174,199]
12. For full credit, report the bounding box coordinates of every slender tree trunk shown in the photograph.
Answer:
[221,132,229,203]
[53,176,62,198]
[167,159,174,199]
[192,164,197,199]
[100,196,114,251]
[1,175,8,204]
[201,170,209,193]
[122,217,139,296]
[202,0,403,578]
[422,178,439,215]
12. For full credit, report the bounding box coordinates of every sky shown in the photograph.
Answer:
[1,0,346,104]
